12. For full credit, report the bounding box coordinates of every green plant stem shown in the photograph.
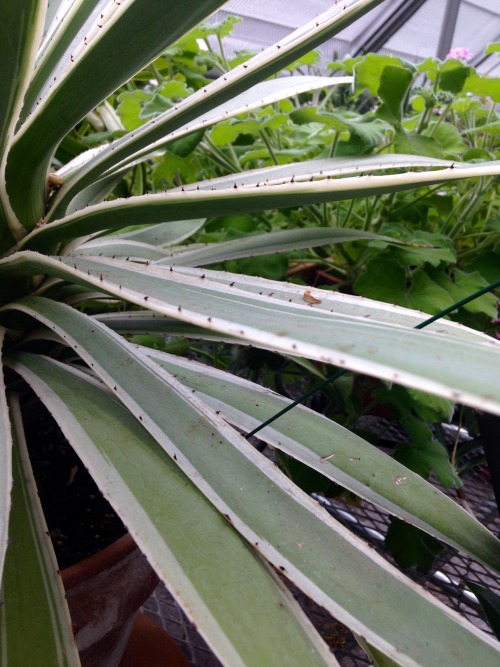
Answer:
[450,405,465,471]
[322,202,329,226]
[226,142,243,172]
[217,33,231,72]
[202,137,242,173]
[449,179,488,239]
[339,198,355,228]
[328,131,339,158]
[274,107,283,150]
[149,63,164,86]
[165,56,174,81]
[307,205,326,227]
[440,177,487,237]
[457,235,496,263]
[245,370,346,439]
[416,106,433,134]
[480,102,497,150]
[373,141,394,155]
[391,184,443,217]
[317,82,339,112]
[428,102,453,137]
[371,192,396,231]
[259,129,279,165]
[363,195,380,231]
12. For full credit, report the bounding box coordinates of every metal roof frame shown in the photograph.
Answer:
[351,0,428,56]
[210,0,500,73]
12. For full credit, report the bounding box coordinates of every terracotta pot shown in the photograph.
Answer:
[61,533,159,667]
[120,612,190,667]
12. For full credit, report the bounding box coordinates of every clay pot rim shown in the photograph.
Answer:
[61,533,135,590]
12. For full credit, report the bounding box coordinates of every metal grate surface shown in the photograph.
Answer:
[141,444,499,666]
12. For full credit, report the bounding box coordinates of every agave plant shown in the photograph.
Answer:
[1,0,500,665]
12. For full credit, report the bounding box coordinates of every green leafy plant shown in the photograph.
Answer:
[1,1,500,666]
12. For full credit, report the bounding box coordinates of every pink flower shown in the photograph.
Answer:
[445,47,473,61]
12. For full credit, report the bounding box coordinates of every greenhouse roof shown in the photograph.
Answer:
[210,0,500,74]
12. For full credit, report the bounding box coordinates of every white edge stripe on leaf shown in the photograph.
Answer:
[0,329,11,583]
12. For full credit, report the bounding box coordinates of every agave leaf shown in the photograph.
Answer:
[7,0,227,227]
[43,0,68,35]
[70,217,205,259]
[61,167,131,216]
[2,297,499,667]
[218,157,500,188]
[466,582,500,641]
[54,151,450,229]
[0,393,80,667]
[0,330,12,582]
[8,353,335,667]
[145,349,500,573]
[50,74,353,220]
[2,254,500,414]
[71,239,172,261]
[178,154,452,190]
[20,158,500,251]
[16,312,500,571]
[159,228,390,267]
[112,219,206,246]
[161,267,491,344]
[72,228,390,265]
[24,0,102,120]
